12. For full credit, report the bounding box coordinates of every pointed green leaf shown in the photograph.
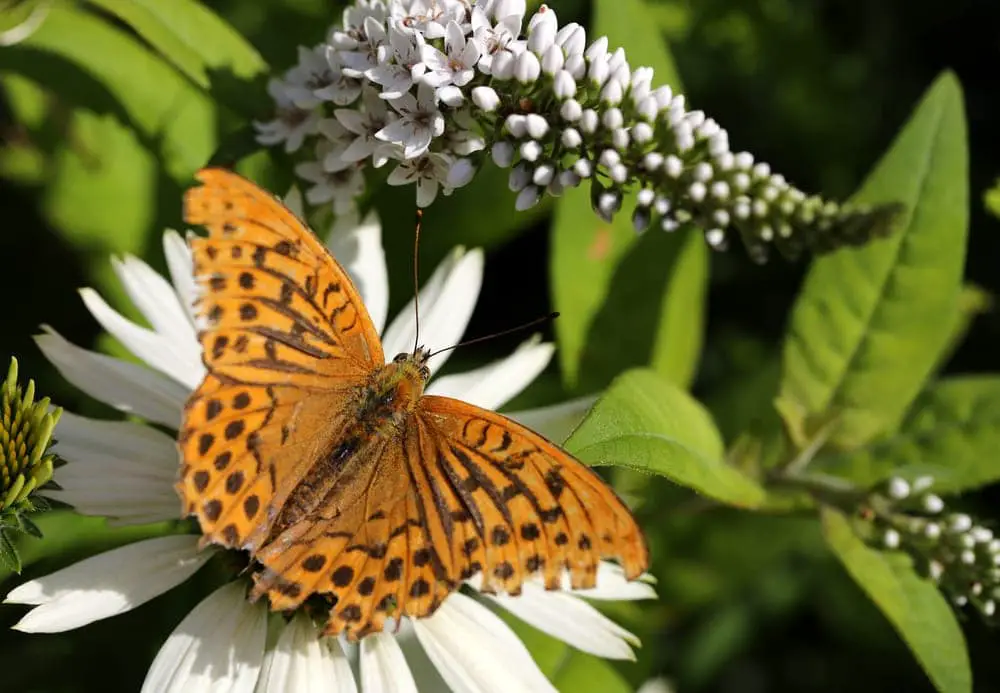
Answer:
[566,369,765,507]
[0,529,22,575]
[817,376,1000,493]
[822,508,970,693]
[781,72,968,448]
[551,0,705,392]
[85,0,268,118]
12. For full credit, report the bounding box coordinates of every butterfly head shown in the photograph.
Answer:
[391,346,431,383]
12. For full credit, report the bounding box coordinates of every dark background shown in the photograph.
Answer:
[1,0,999,691]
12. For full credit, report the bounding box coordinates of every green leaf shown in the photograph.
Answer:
[821,508,970,693]
[816,376,1000,493]
[0,4,218,181]
[0,530,21,575]
[552,651,632,693]
[85,0,268,118]
[565,369,765,508]
[985,178,1000,220]
[551,0,705,392]
[780,71,969,448]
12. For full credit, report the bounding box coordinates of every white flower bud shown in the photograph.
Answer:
[547,175,564,198]
[712,209,730,227]
[601,79,624,105]
[505,114,528,138]
[954,595,969,607]
[508,162,532,191]
[950,513,973,533]
[733,199,751,220]
[609,163,628,184]
[561,127,582,148]
[527,9,558,54]
[598,149,620,169]
[664,155,683,178]
[437,85,464,107]
[705,228,726,247]
[714,151,735,171]
[556,23,586,56]
[548,69,576,99]
[642,152,663,170]
[564,53,586,80]
[636,188,655,207]
[661,217,680,232]
[611,127,630,151]
[558,169,581,188]
[961,549,977,565]
[587,56,609,87]
[608,46,627,72]
[525,114,549,139]
[573,158,592,178]
[515,184,541,210]
[887,477,911,500]
[447,158,477,188]
[635,96,658,122]
[492,140,514,167]
[925,522,942,539]
[675,122,695,151]
[688,182,707,203]
[912,475,935,492]
[595,190,621,222]
[584,36,608,62]
[532,163,555,186]
[778,222,793,238]
[693,162,713,182]
[759,225,774,241]
[654,196,670,215]
[928,560,944,581]
[579,108,598,134]
[651,85,673,110]
[492,50,516,79]
[732,172,751,191]
[602,107,623,130]
[515,51,541,83]
[984,600,996,617]
[560,98,582,122]
[472,86,500,111]
[520,140,542,162]
[771,174,788,189]
[752,199,768,217]
[752,162,772,179]
[542,44,564,74]
[972,527,994,543]
[972,582,984,596]
[923,494,945,514]
[734,151,754,170]
[883,528,901,549]
[632,207,651,233]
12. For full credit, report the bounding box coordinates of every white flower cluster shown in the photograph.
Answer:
[871,475,1000,620]
[255,0,900,261]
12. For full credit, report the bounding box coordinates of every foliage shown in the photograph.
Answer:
[0,1,996,692]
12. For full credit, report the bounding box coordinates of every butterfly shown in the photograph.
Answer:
[177,167,649,640]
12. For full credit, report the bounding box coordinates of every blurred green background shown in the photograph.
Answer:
[2,0,999,691]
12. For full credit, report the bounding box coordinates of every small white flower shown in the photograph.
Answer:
[472,85,500,111]
[376,81,444,158]
[387,151,453,207]
[339,15,389,77]
[422,20,481,89]
[10,218,652,691]
[254,78,321,154]
[471,5,524,74]
[296,142,366,213]
[368,20,427,99]
[335,87,398,165]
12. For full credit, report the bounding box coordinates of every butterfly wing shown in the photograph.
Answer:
[178,167,384,552]
[248,393,648,640]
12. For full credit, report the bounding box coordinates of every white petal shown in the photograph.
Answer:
[426,336,553,410]
[112,255,200,364]
[48,411,180,524]
[637,678,676,693]
[7,535,210,633]
[325,211,390,335]
[507,395,597,444]
[80,288,204,390]
[256,614,357,693]
[412,593,556,693]
[360,631,417,693]
[142,582,267,693]
[35,327,187,428]
[380,248,483,373]
[282,186,307,220]
[163,230,199,325]
[567,562,658,602]
[487,584,639,660]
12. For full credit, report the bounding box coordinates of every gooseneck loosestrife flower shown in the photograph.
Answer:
[6,200,655,691]
[255,0,902,262]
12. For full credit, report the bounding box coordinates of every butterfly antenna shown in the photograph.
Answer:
[427,312,560,359]
[412,209,423,355]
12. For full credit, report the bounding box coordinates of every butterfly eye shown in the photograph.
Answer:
[393,353,409,363]
[378,390,396,407]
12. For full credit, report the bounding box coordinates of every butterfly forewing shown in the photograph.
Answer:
[178,167,649,642]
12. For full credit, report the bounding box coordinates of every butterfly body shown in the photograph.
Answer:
[178,168,649,640]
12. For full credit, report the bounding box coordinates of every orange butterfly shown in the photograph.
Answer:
[177,168,649,640]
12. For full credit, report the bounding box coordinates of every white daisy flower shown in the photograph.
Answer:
[8,206,655,691]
